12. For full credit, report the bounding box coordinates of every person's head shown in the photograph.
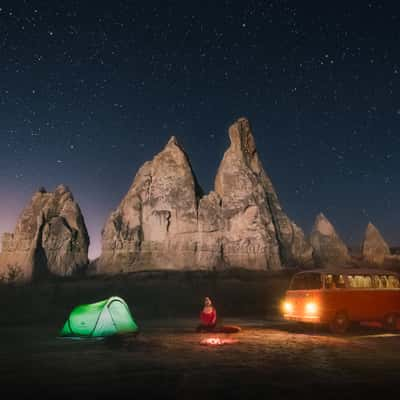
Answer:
[204,297,212,307]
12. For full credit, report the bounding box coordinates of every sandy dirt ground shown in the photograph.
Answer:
[1,318,400,399]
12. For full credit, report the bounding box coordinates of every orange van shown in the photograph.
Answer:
[281,269,400,333]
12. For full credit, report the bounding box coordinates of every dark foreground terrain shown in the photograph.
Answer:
[1,271,399,399]
[1,319,400,399]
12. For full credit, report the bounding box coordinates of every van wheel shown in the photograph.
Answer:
[329,312,349,334]
[383,313,399,332]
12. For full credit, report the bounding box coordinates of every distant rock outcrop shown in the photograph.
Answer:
[310,213,350,268]
[361,223,390,266]
[98,117,312,273]
[0,185,89,282]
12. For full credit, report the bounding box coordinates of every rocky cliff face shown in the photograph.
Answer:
[214,118,312,270]
[98,117,312,273]
[98,137,202,273]
[310,213,350,268]
[361,223,390,266]
[0,185,89,282]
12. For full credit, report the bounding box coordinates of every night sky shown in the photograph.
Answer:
[1,1,399,259]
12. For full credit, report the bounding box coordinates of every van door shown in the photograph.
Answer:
[346,274,376,321]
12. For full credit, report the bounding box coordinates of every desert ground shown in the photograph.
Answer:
[1,271,399,399]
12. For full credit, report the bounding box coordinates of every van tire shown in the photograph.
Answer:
[329,312,349,334]
[383,313,399,332]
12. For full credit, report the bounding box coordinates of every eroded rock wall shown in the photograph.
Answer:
[0,185,89,282]
[98,118,313,273]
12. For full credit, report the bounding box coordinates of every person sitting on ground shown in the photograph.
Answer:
[197,297,217,332]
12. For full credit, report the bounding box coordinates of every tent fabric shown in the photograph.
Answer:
[60,296,138,337]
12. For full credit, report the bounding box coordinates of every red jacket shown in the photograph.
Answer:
[200,307,217,326]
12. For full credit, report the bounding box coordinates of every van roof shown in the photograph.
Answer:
[295,268,399,276]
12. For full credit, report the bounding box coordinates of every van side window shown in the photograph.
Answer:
[347,275,373,288]
[336,274,346,288]
[324,274,346,289]
[364,275,372,287]
[325,274,334,289]
[388,275,400,288]
[371,275,400,289]
[290,273,322,290]
[373,275,382,288]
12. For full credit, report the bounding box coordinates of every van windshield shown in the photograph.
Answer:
[290,273,322,290]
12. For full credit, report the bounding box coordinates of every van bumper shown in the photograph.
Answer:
[283,314,321,323]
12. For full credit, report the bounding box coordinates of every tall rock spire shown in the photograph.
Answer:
[214,117,312,269]
[98,136,202,273]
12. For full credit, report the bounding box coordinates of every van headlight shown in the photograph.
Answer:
[305,302,318,314]
[282,301,293,314]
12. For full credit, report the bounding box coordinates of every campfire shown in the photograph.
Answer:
[200,337,238,346]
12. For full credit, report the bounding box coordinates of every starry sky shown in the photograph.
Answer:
[1,1,399,259]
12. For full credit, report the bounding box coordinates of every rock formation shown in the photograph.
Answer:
[310,213,350,268]
[214,117,312,269]
[361,222,390,266]
[0,185,89,282]
[98,136,202,273]
[98,117,313,273]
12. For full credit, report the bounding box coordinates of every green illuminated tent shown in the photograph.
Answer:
[60,296,138,337]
